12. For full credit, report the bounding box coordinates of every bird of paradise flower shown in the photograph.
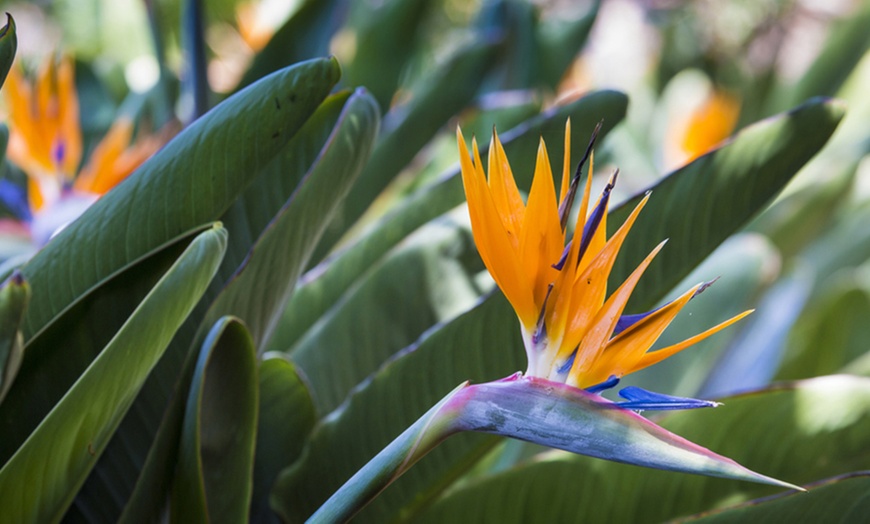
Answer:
[457,120,750,404]
[0,54,166,248]
[308,121,799,523]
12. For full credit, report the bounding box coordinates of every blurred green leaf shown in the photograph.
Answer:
[342,0,435,111]
[777,272,870,381]
[610,97,846,311]
[0,14,16,90]
[537,1,599,89]
[0,225,226,523]
[251,354,316,524]
[699,270,812,398]
[620,233,780,398]
[171,317,258,523]
[747,162,855,261]
[312,36,501,262]
[269,89,628,353]
[681,473,870,523]
[236,0,347,90]
[0,271,28,404]
[292,218,481,414]
[773,3,870,113]
[414,375,870,523]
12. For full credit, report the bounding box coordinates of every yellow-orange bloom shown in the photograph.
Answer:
[458,121,749,389]
[670,89,741,168]
[2,54,165,244]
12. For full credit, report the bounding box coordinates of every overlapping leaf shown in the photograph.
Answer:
[0,226,226,523]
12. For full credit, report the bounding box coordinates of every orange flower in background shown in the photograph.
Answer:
[458,120,749,396]
[670,89,741,168]
[1,54,166,245]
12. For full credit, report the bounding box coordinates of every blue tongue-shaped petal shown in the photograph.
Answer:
[617,386,720,411]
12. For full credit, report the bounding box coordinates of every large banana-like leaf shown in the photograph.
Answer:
[19,57,339,342]
[236,0,345,90]
[89,88,378,521]
[311,37,501,262]
[681,473,870,523]
[171,317,258,523]
[0,225,226,523]
[291,219,482,414]
[252,354,316,524]
[0,271,27,404]
[268,89,629,352]
[609,98,845,311]
[413,375,870,523]
[341,0,434,111]
[64,63,343,520]
[273,295,521,523]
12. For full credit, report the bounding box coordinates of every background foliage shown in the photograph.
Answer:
[0,0,868,522]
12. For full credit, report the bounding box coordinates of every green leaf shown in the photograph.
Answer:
[291,219,482,414]
[0,225,227,524]
[201,87,380,349]
[171,317,258,524]
[414,375,870,523]
[342,0,434,111]
[536,1,599,89]
[0,271,28,404]
[268,89,628,353]
[85,87,376,520]
[236,0,344,90]
[0,14,16,90]
[309,374,797,523]
[609,97,845,311]
[682,473,870,523]
[773,3,870,113]
[777,274,870,381]
[272,295,522,523]
[56,63,341,519]
[19,57,339,343]
[698,270,812,398]
[251,354,316,524]
[311,36,501,263]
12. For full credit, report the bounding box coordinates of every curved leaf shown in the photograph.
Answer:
[414,375,870,523]
[291,219,481,414]
[20,57,339,343]
[171,317,258,523]
[269,89,628,352]
[236,0,347,90]
[89,88,376,520]
[682,473,870,523]
[342,0,435,111]
[0,271,28,404]
[609,98,845,311]
[199,87,380,350]
[272,295,522,523]
[0,225,227,523]
[252,354,316,524]
[311,36,501,262]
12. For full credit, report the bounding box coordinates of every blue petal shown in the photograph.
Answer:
[553,172,617,270]
[0,180,32,221]
[616,386,720,411]
[586,375,619,394]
